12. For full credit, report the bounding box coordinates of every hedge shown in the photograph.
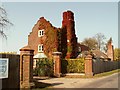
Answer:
[34,58,85,76]
[61,58,85,73]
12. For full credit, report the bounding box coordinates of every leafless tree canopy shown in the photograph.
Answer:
[81,37,98,50]
[81,33,107,52]
[0,6,13,39]
[94,33,106,51]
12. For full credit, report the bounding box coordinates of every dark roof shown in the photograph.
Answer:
[77,50,109,60]
[77,51,89,58]
[77,43,89,52]
[92,50,108,59]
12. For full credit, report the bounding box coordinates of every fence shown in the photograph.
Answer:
[93,58,120,74]
[0,54,20,89]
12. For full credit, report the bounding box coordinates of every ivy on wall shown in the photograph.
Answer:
[39,19,60,59]
[44,27,58,58]
[42,22,68,59]
[60,27,67,58]
[38,17,77,59]
[67,46,72,53]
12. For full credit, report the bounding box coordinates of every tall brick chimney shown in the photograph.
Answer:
[62,10,78,59]
[107,38,114,61]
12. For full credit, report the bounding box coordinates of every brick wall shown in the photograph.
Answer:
[28,17,59,58]
[28,17,47,55]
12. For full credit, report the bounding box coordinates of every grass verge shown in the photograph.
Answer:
[63,69,120,78]
[93,69,120,78]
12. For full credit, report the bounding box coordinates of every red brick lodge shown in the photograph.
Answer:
[27,10,114,60]
[28,10,85,59]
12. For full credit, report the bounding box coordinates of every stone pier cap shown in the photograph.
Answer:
[52,52,62,55]
[20,45,34,51]
[85,55,92,60]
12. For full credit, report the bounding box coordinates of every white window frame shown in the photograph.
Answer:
[38,44,43,52]
[38,29,44,37]
[78,47,81,52]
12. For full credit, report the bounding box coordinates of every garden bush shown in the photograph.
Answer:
[61,58,85,73]
[34,58,54,77]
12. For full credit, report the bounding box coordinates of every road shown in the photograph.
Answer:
[35,72,119,89]
[80,73,119,88]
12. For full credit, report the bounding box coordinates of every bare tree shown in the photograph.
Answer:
[81,33,107,52]
[0,5,13,39]
[94,33,106,51]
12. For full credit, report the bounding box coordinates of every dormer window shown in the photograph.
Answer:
[38,29,44,37]
[38,44,43,52]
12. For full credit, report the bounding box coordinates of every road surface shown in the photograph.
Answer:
[34,72,119,89]
[80,73,119,88]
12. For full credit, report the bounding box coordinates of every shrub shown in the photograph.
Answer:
[61,58,85,73]
[34,58,54,77]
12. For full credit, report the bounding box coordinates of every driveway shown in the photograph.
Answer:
[33,72,119,88]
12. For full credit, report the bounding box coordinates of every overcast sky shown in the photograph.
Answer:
[0,1,118,53]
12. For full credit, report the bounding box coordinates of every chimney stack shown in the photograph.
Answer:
[107,38,114,61]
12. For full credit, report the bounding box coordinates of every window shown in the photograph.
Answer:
[78,47,81,52]
[67,40,70,43]
[38,44,43,52]
[38,29,44,37]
